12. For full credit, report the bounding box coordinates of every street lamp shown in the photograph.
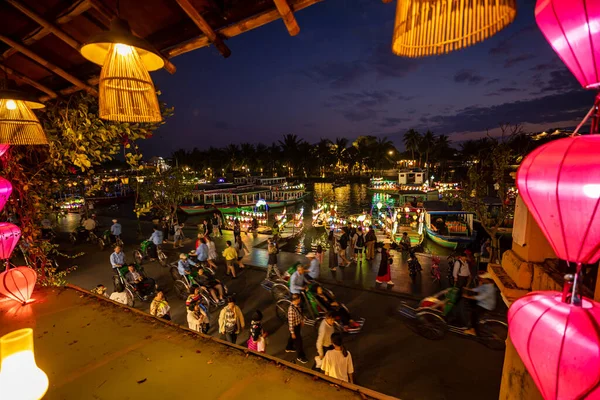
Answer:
[388,150,394,155]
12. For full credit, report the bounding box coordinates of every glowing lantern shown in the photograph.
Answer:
[392,0,517,58]
[0,177,12,212]
[535,0,600,89]
[517,136,600,264]
[0,223,21,259]
[0,90,47,145]
[0,266,37,305]
[0,328,49,400]
[508,291,600,399]
[0,144,8,156]
[80,18,164,122]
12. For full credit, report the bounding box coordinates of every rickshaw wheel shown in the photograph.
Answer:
[416,311,447,340]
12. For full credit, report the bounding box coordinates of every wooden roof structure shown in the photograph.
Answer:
[0,0,322,101]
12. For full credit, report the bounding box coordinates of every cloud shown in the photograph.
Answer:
[489,24,538,55]
[366,43,420,79]
[485,87,524,96]
[454,69,485,85]
[327,90,398,121]
[303,62,367,89]
[486,78,501,86]
[535,69,580,93]
[504,54,536,68]
[423,90,594,134]
[398,94,416,101]
[379,117,411,128]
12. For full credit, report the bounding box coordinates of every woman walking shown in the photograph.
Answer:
[247,310,267,353]
[266,237,280,279]
[218,297,245,344]
[365,227,376,260]
[206,234,218,271]
[235,235,249,270]
[173,222,184,248]
[321,333,354,383]
[376,244,394,286]
[150,291,171,320]
[222,240,238,278]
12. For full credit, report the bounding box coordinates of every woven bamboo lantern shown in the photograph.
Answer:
[0,89,47,145]
[80,18,164,123]
[392,0,517,58]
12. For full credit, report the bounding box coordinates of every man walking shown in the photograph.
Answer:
[286,294,308,364]
[453,254,471,289]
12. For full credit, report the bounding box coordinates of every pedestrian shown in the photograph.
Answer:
[453,254,471,289]
[196,237,209,265]
[205,234,218,271]
[316,244,324,265]
[376,244,394,285]
[91,284,109,298]
[222,240,238,278]
[365,227,376,260]
[235,235,249,269]
[218,296,245,344]
[212,212,221,237]
[315,312,336,370]
[321,333,354,383]
[306,252,320,281]
[353,227,365,263]
[150,291,171,320]
[285,293,308,364]
[462,272,497,336]
[198,220,207,236]
[172,222,184,248]
[187,303,208,333]
[337,228,350,267]
[109,288,129,305]
[110,219,121,244]
[290,265,307,295]
[400,232,411,252]
[216,212,223,236]
[481,238,492,260]
[266,237,280,279]
[247,310,267,353]
[147,227,163,260]
[233,219,241,241]
[272,221,280,241]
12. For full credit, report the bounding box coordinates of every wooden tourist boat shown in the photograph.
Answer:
[368,177,399,193]
[424,210,477,249]
[384,206,425,247]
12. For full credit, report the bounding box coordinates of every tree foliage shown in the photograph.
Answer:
[134,167,195,221]
[2,93,172,284]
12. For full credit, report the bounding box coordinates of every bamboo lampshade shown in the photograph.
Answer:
[392,0,517,58]
[98,43,162,122]
[0,90,47,145]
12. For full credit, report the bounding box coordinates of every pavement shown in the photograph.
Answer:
[39,211,505,400]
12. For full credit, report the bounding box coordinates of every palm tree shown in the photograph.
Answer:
[373,136,394,173]
[403,129,421,164]
[224,144,240,171]
[239,143,255,172]
[433,134,453,179]
[333,137,349,173]
[420,131,436,170]
[313,138,335,176]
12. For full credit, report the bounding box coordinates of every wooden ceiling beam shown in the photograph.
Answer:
[175,0,231,58]
[0,35,98,96]
[1,0,90,60]
[6,0,81,50]
[273,0,300,36]
[0,63,58,99]
[87,0,177,74]
[165,0,321,58]
[38,76,99,102]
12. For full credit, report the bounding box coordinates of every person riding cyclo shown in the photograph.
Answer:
[178,253,197,281]
[123,264,154,300]
[312,283,364,333]
[179,253,225,305]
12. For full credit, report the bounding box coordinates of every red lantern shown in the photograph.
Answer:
[0,223,21,260]
[517,135,600,264]
[0,177,12,213]
[508,291,600,400]
[0,266,37,305]
[0,144,8,157]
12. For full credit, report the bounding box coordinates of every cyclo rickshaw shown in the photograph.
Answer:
[112,264,157,307]
[133,240,167,266]
[261,262,359,333]
[169,261,228,312]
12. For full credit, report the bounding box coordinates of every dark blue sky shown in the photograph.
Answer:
[145,0,593,156]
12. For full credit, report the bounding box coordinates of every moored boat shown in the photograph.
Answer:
[424,210,476,249]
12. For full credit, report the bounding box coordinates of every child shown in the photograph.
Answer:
[247,310,267,353]
[91,284,108,298]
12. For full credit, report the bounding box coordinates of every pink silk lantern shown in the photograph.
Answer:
[0,223,21,260]
[517,135,600,264]
[0,266,37,305]
[508,291,600,399]
[0,177,12,213]
[0,144,8,157]
[535,0,600,89]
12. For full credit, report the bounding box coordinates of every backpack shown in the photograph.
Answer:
[339,233,348,248]
[356,233,365,248]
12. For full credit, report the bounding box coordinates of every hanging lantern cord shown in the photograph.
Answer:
[561,264,583,306]
[572,92,600,136]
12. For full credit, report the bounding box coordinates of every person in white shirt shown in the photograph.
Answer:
[453,255,471,289]
[187,303,208,332]
[316,313,336,366]
[82,216,96,231]
[109,289,129,305]
[321,333,354,383]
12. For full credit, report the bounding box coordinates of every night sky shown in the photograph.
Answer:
[145,0,594,157]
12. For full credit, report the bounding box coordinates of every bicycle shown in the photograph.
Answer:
[133,240,167,266]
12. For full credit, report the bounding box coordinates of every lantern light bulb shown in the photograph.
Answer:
[115,43,133,56]
[5,100,17,110]
[0,329,48,400]
[583,184,600,199]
